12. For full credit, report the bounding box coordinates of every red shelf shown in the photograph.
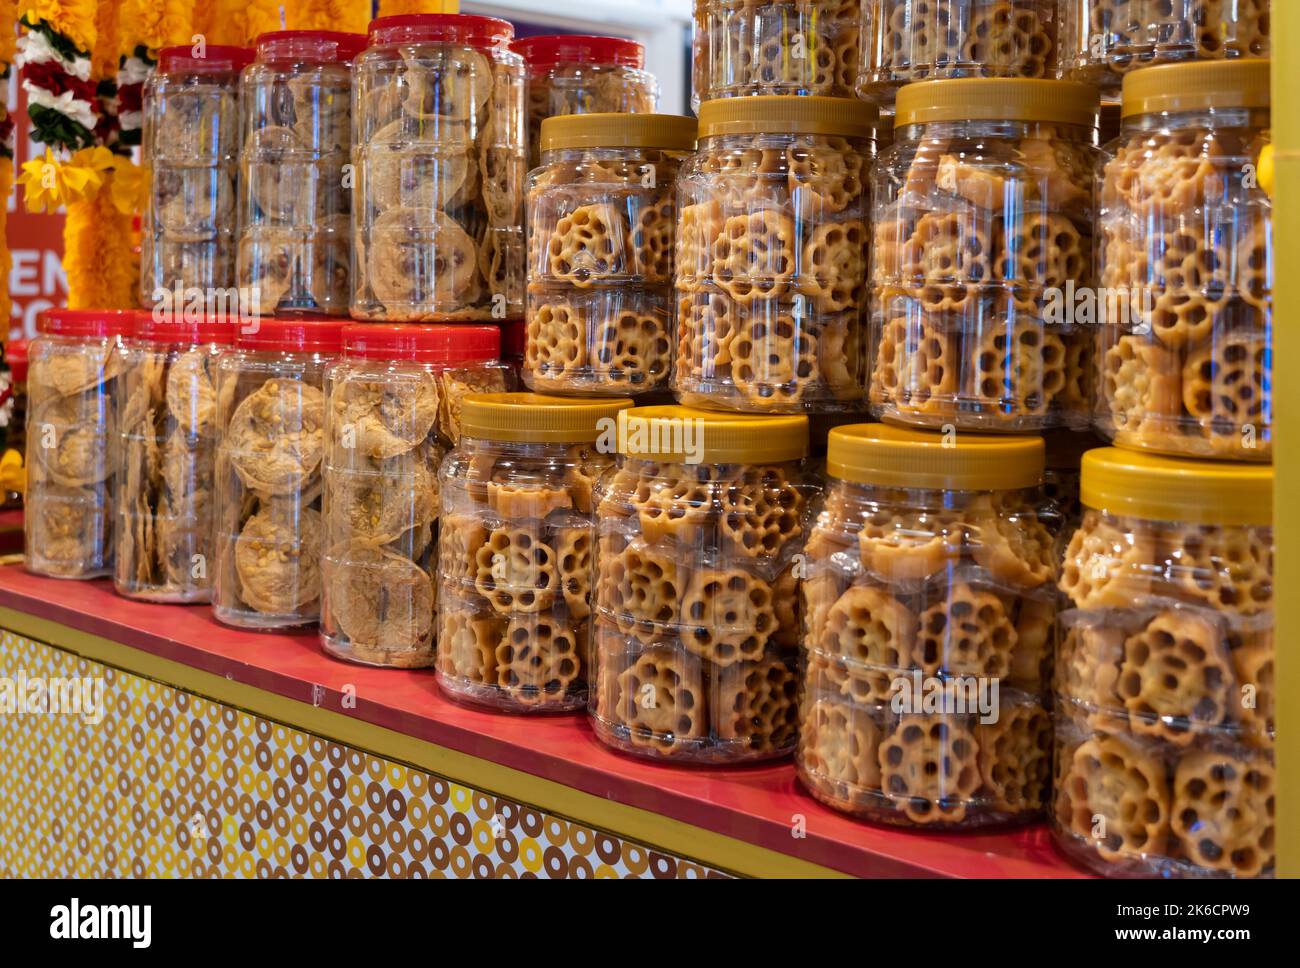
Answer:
[0,564,1085,878]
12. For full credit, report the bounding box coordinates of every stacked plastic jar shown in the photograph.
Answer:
[24,310,133,579]
[237,31,364,317]
[797,425,1059,828]
[437,393,633,711]
[591,406,813,763]
[869,78,1100,431]
[524,113,697,397]
[514,35,659,169]
[692,0,861,106]
[115,312,239,602]
[1061,0,1271,95]
[1054,449,1274,877]
[352,14,526,322]
[142,45,252,307]
[1096,60,1272,461]
[675,96,876,412]
[320,324,509,668]
[212,317,345,629]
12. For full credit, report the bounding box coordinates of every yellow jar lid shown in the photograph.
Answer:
[895,78,1099,128]
[1081,447,1273,527]
[616,405,808,464]
[539,112,697,152]
[697,95,878,139]
[827,424,1044,490]
[1122,59,1270,118]
[461,392,633,443]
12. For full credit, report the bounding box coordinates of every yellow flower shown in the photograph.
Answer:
[108,158,149,215]
[18,146,113,213]
[0,449,24,495]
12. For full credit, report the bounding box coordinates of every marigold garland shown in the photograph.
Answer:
[286,0,367,35]
[378,1,460,16]
[18,0,96,53]
[64,183,135,309]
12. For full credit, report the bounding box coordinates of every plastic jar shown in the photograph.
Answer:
[237,31,365,317]
[675,96,876,413]
[24,310,134,579]
[320,324,508,667]
[692,0,861,106]
[514,35,659,169]
[1054,448,1274,878]
[1061,0,1270,95]
[590,405,812,763]
[212,317,346,629]
[524,113,697,397]
[1096,61,1271,461]
[797,425,1059,828]
[142,45,253,308]
[437,393,633,711]
[352,14,526,323]
[869,79,1100,432]
[114,313,239,602]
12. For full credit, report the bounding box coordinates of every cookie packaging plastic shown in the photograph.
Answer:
[869,78,1100,432]
[115,313,239,602]
[590,406,814,763]
[237,31,364,317]
[675,96,876,413]
[24,310,133,580]
[437,393,633,711]
[212,318,345,629]
[141,45,253,307]
[320,324,509,668]
[1053,448,1274,878]
[525,113,696,397]
[514,35,659,170]
[797,426,1059,828]
[1096,60,1272,461]
[351,14,526,322]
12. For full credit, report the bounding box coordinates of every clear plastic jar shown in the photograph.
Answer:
[524,113,696,397]
[591,406,813,763]
[321,323,509,668]
[1042,429,1101,536]
[142,45,252,308]
[514,35,659,170]
[675,97,876,413]
[212,317,345,629]
[1061,0,1270,95]
[115,313,239,602]
[352,14,526,322]
[24,310,133,579]
[692,0,861,106]
[237,31,365,317]
[1054,448,1274,878]
[1096,61,1271,461]
[437,393,633,711]
[797,426,1059,828]
[869,79,1100,432]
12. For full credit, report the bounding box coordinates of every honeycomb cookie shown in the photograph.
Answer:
[977,703,1052,813]
[715,656,799,754]
[234,504,322,615]
[473,526,558,614]
[711,209,798,304]
[703,146,786,208]
[800,220,867,314]
[324,541,435,666]
[608,644,706,755]
[968,496,1056,588]
[1055,622,1128,729]
[631,192,675,283]
[546,202,631,286]
[914,583,1017,679]
[563,445,613,515]
[729,312,819,409]
[820,584,917,704]
[495,614,583,706]
[556,529,594,620]
[1235,215,1271,313]
[1231,633,1274,745]
[1117,610,1233,744]
[329,370,439,460]
[635,465,721,544]
[878,709,982,825]
[487,480,572,520]
[995,211,1087,290]
[799,698,884,799]
[1059,509,1156,608]
[679,567,776,667]
[596,540,684,643]
[439,513,488,584]
[1180,329,1271,458]
[1171,750,1274,877]
[719,464,804,558]
[438,608,503,684]
[786,138,866,215]
[590,310,671,388]
[225,380,326,496]
[1161,522,1272,615]
[1056,732,1170,865]
[857,504,966,582]
[1101,334,1183,443]
[971,320,1068,420]
[676,290,741,383]
[526,302,586,383]
[675,199,724,289]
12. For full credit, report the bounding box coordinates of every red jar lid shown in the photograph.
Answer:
[366,14,514,52]
[513,34,644,71]
[255,30,367,65]
[158,45,255,75]
[37,308,136,339]
[133,310,240,346]
[343,324,500,364]
[6,340,28,384]
[237,316,347,354]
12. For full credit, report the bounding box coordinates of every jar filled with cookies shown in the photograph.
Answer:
[514,35,659,170]
[438,393,633,711]
[797,425,1059,828]
[869,78,1100,432]
[237,30,364,317]
[692,0,860,106]
[525,113,696,397]
[352,14,526,322]
[115,313,239,602]
[321,324,508,668]
[1096,60,1271,461]
[1054,448,1274,877]
[1060,0,1271,95]
[142,45,252,307]
[591,406,813,763]
[675,96,875,413]
[212,317,345,629]
[24,310,134,579]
